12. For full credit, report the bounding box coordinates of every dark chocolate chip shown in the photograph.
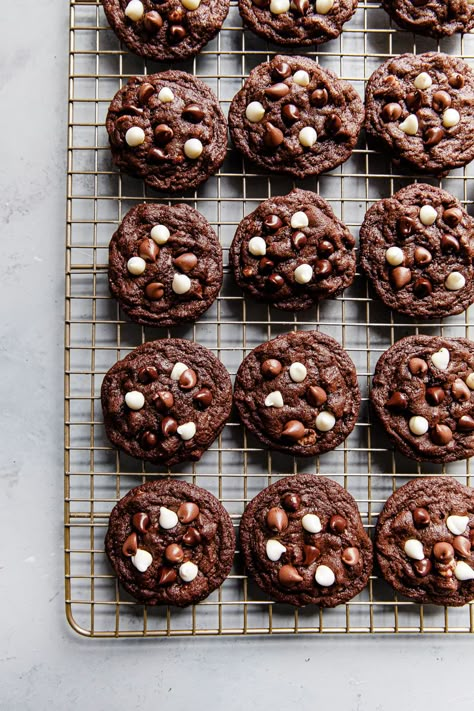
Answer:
[329,514,347,534]
[122,532,138,557]
[165,543,184,564]
[390,266,411,289]
[148,147,167,162]
[453,536,471,558]
[266,507,289,532]
[449,73,465,89]
[157,567,177,586]
[293,0,309,13]
[118,104,144,117]
[432,91,451,112]
[193,388,213,408]
[140,431,158,449]
[264,214,284,231]
[272,61,292,82]
[381,103,402,122]
[281,420,305,442]
[168,24,186,42]
[425,386,445,405]
[144,10,163,31]
[424,127,445,146]
[177,502,200,524]
[326,114,342,135]
[282,104,301,124]
[303,545,320,565]
[179,368,197,390]
[314,259,332,278]
[261,359,282,378]
[452,379,471,402]
[138,83,155,105]
[263,122,284,148]
[408,357,428,375]
[310,88,328,107]
[182,526,201,546]
[252,0,270,6]
[457,415,474,431]
[138,238,160,262]
[145,282,165,300]
[291,231,307,249]
[259,257,275,274]
[441,234,460,252]
[413,507,430,527]
[406,91,422,111]
[153,391,174,413]
[443,207,463,227]
[265,83,290,99]
[154,123,174,145]
[138,365,159,384]
[341,547,360,566]
[168,7,185,21]
[182,103,205,123]
[431,424,453,445]
[282,493,301,511]
[266,273,284,290]
[433,541,454,562]
[306,385,327,407]
[173,252,197,272]
[413,277,432,298]
[414,559,431,576]
[397,217,414,237]
[319,240,334,256]
[242,266,255,278]
[414,247,432,265]
[132,512,150,534]
[386,391,408,411]
[161,416,178,437]
[278,564,303,587]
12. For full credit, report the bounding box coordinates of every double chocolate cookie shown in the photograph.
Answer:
[381,0,474,38]
[229,55,364,179]
[230,189,356,311]
[240,475,373,607]
[102,0,230,62]
[376,477,474,606]
[109,203,223,327]
[106,479,235,606]
[234,331,361,457]
[106,72,227,193]
[365,53,474,175]
[101,339,232,466]
[238,0,358,46]
[360,184,474,319]
[371,335,474,463]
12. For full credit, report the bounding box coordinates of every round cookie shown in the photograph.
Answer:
[365,52,474,175]
[240,475,373,607]
[228,55,364,179]
[238,0,358,47]
[230,189,356,311]
[375,477,474,606]
[234,330,361,457]
[109,203,223,327]
[360,184,474,320]
[106,72,227,193]
[371,335,474,463]
[105,479,235,606]
[381,0,474,38]
[101,339,232,466]
[102,0,230,62]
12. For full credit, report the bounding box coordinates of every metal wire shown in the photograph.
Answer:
[66,0,474,637]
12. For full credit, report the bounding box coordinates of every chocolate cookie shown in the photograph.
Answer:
[381,0,474,38]
[238,0,358,46]
[105,479,235,606]
[230,189,356,311]
[109,203,223,327]
[101,339,232,466]
[360,184,474,319]
[106,72,227,193]
[102,0,229,62]
[365,53,474,175]
[240,475,373,607]
[371,335,474,463]
[375,477,474,606]
[228,55,364,179]
[234,331,361,457]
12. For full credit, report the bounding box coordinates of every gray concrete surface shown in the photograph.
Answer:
[1,2,473,709]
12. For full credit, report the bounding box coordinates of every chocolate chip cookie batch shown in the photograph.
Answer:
[100,1,474,609]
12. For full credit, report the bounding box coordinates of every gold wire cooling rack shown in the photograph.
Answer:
[65,0,474,637]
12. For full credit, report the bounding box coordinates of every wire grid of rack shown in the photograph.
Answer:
[66,0,474,637]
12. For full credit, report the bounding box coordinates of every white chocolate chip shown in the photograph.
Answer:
[298,126,317,147]
[315,564,335,587]
[289,362,307,383]
[179,561,199,582]
[127,256,147,275]
[150,224,170,245]
[131,548,153,572]
[404,538,425,560]
[125,0,145,21]
[315,411,335,432]
[431,347,450,370]
[265,390,284,408]
[181,0,201,8]
[454,560,474,581]
[445,271,465,291]
[419,205,437,226]
[290,211,309,229]
[293,70,310,87]
[124,390,145,410]
[315,0,334,12]
[294,264,313,284]
[125,126,146,147]
[269,0,290,12]
[184,138,203,159]
[177,421,196,440]
[385,246,404,266]
[466,373,474,390]
[399,114,418,135]
[266,539,286,561]
[159,506,179,529]
[443,108,461,128]
[158,87,174,103]
[302,513,322,533]
[446,515,469,536]
[245,101,266,123]
[172,273,192,294]
[408,415,429,436]
[413,72,432,90]
[170,362,189,380]
[248,236,267,256]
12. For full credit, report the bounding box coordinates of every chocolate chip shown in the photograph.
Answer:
[252,0,270,6]
[291,231,307,250]
[168,24,186,42]
[441,234,460,252]
[381,102,402,122]
[432,91,452,112]
[161,416,178,437]
[433,541,454,562]
[413,277,432,298]
[329,514,347,534]
[278,564,303,587]
[168,7,185,21]
[141,431,158,449]
[182,526,201,546]
[261,359,282,378]
[310,88,328,107]
[193,388,213,408]
[413,507,430,527]
[144,10,163,31]
[153,390,174,412]
[406,91,422,111]
[118,104,144,117]
[145,282,165,300]
[282,104,301,124]
[157,567,177,586]
[326,114,342,135]
[425,386,445,405]
[266,507,289,532]
[154,123,173,145]
[319,240,334,256]
[386,391,408,410]
[306,385,327,407]
[453,536,471,558]
[265,83,290,99]
[431,424,453,445]
[414,559,431,576]
[281,420,305,442]
[303,545,320,566]
[259,257,275,274]
[177,502,199,524]
[449,73,465,89]
[263,122,284,148]
[443,207,463,227]
[272,61,292,82]
[390,266,411,290]
[266,273,284,290]
[314,259,332,278]
[173,252,197,272]
[293,0,309,13]
[341,547,360,566]
[452,379,471,402]
[148,147,167,162]
[414,246,432,265]
[138,238,160,262]
[282,493,301,511]
[137,365,159,384]
[408,357,428,375]
[122,532,138,557]
[182,104,205,123]
[242,266,255,278]
[179,368,197,390]
[138,82,155,105]
[424,127,445,146]
[457,415,474,431]
[165,543,184,564]
[397,217,414,237]
[264,214,284,231]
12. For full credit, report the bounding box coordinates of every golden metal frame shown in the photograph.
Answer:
[66,0,474,637]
